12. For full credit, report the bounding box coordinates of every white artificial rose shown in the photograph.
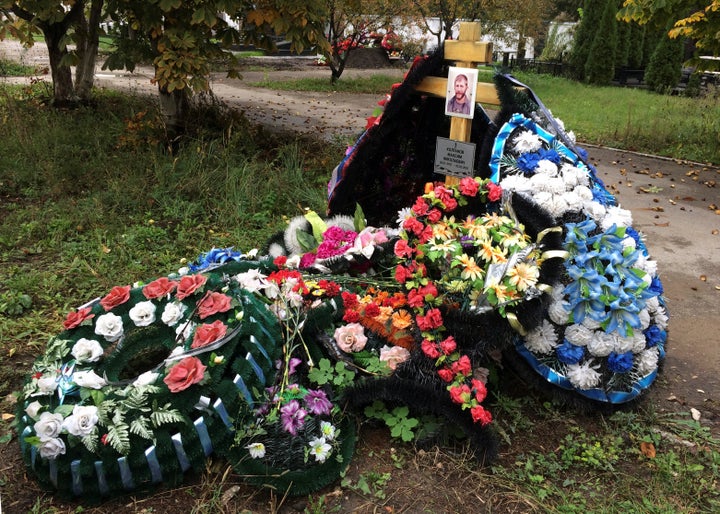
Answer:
[129,300,157,327]
[38,437,66,459]
[566,360,602,390]
[175,321,195,343]
[62,405,99,436]
[34,411,64,441]
[36,375,59,395]
[94,312,124,342]
[25,400,43,419]
[133,370,160,387]
[72,370,107,390]
[161,302,187,327]
[71,338,104,363]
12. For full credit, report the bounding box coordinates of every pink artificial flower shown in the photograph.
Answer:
[459,177,479,196]
[142,277,178,300]
[100,285,131,311]
[379,345,410,371]
[487,182,503,202]
[334,323,368,353]
[176,275,207,300]
[197,292,232,319]
[63,307,95,330]
[164,357,206,393]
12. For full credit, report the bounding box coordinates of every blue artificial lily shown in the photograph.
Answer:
[189,247,245,272]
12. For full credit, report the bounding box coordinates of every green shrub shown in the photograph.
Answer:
[644,30,684,94]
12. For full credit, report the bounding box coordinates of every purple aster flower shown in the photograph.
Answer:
[305,389,333,416]
[280,400,307,435]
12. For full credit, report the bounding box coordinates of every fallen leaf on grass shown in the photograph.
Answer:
[640,441,656,458]
[690,408,701,421]
[1,413,15,421]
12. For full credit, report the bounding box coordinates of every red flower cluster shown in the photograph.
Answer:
[341,288,415,350]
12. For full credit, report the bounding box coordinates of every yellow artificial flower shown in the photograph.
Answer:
[507,262,540,291]
[457,254,484,282]
[462,218,488,239]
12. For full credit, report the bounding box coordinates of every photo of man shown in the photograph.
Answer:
[445,67,478,119]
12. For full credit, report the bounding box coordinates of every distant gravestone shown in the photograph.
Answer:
[345,47,393,68]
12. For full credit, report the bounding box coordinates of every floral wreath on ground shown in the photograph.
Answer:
[392,176,554,425]
[18,261,285,497]
[491,111,668,402]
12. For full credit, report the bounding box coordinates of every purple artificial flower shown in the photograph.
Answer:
[280,400,307,435]
[288,357,302,375]
[305,389,333,416]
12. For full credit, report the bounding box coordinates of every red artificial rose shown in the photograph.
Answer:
[412,197,429,216]
[437,367,455,382]
[191,320,228,349]
[402,217,425,236]
[459,177,479,197]
[472,378,488,403]
[164,356,206,393]
[143,277,178,300]
[176,274,208,300]
[487,182,503,202]
[433,185,453,204]
[418,225,434,244]
[471,405,493,425]
[427,208,442,223]
[425,308,443,329]
[273,255,287,267]
[100,285,131,311]
[439,336,457,355]
[449,384,471,405]
[451,355,472,376]
[421,339,441,359]
[63,307,95,330]
[198,292,232,319]
[394,239,414,258]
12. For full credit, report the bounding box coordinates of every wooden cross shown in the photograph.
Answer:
[415,22,497,185]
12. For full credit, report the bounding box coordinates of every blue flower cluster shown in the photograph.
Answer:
[515,148,562,175]
[188,247,245,272]
[562,220,658,337]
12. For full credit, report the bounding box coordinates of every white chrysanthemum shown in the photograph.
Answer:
[622,236,637,250]
[561,164,589,188]
[551,284,566,301]
[587,331,616,357]
[512,130,542,153]
[547,195,571,219]
[631,330,648,353]
[645,296,661,314]
[562,191,584,213]
[601,206,633,230]
[635,254,658,276]
[525,320,559,354]
[531,190,554,213]
[530,173,555,192]
[564,323,594,346]
[283,215,311,255]
[565,360,602,389]
[548,299,571,325]
[573,185,593,201]
[162,302,187,327]
[500,174,533,193]
[653,308,669,330]
[536,159,560,177]
[581,316,602,330]
[267,242,285,258]
[320,421,336,441]
[638,309,651,330]
[129,300,157,327]
[636,347,660,376]
[547,177,569,195]
[583,200,607,222]
[615,333,637,353]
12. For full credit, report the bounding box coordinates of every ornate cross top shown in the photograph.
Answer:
[415,22,497,185]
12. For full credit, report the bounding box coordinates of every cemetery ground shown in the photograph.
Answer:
[0,42,719,513]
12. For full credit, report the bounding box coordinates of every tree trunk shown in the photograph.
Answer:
[158,86,190,137]
[43,26,76,106]
[74,0,104,101]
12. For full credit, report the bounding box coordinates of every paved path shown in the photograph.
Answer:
[2,40,719,424]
